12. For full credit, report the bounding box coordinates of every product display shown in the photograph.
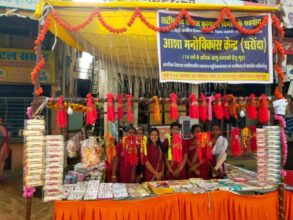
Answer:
[43,135,64,202]
[80,137,102,168]
[23,119,45,187]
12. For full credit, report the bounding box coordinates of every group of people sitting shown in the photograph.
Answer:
[109,122,228,183]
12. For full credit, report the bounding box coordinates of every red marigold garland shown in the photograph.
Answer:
[273,39,286,61]
[31,54,45,84]
[274,87,284,99]
[274,64,286,85]
[34,17,51,53]
[202,8,268,35]
[272,15,285,38]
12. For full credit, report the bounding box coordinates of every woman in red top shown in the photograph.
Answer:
[164,122,188,180]
[144,128,164,182]
[187,125,209,179]
[111,127,137,183]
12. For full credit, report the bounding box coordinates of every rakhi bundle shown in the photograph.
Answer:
[43,135,64,202]
[23,119,45,187]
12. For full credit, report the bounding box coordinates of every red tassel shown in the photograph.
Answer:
[126,94,133,124]
[258,94,269,124]
[57,96,67,128]
[247,93,257,120]
[199,93,207,123]
[230,128,241,158]
[117,94,123,119]
[213,93,224,120]
[106,93,115,122]
[172,133,182,163]
[170,93,178,120]
[249,125,257,153]
[189,93,199,119]
[223,95,230,120]
[86,93,97,125]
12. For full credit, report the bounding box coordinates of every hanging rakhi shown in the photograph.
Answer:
[170,93,178,120]
[249,125,257,154]
[223,95,230,120]
[246,93,257,120]
[197,132,212,162]
[86,93,98,125]
[56,96,67,128]
[105,133,116,163]
[230,127,241,157]
[207,95,215,121]
[153,96,161,122]
[117,94,123,120]
[189,93,199,119]
[122,135,138,166]
[241,128,249,159]
[171,133,182,163]
[238,97,246,118]
[213,93,224,120]
[106,93,115,122]
[126,94,133,124]
[229,95,238,120]
[199,93,207,123]
[137,135,148,165]
[258,94,270,124]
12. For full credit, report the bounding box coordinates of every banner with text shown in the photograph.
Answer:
[0,48,55,84]
[157,11,273,84]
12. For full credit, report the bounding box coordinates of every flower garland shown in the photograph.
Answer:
[273,39,286,61]
[274,64,286,85]
[202,8,268,34]
[274,114,288,177]
[272,16,285,38]
[31,54,45,84]
[274,87,285,99]
[23,186,36,198]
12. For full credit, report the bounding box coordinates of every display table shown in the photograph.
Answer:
[54,191,279,220]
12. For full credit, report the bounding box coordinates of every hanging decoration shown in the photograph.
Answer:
[274,64,286,86]
[86,93,98,126]
[122,135,138,166]
[137,135,148,165]
[201,8,268,34]
[230,127,241,158]
[223,95,230,120]
[207,96,215,121]
[189,93,199,119]
[153,96,161,122]
[241,128,249,159]
[31,55,45,84]
[197,132,212,162]
[199,93,207,123]
[126,94,133,124]
[56,96,67,128]
[213,93,224,120]
[171,133,183,164]
[272,15,285,38]
[170,93,179,120]
[258,94,270,124]
[238,97,246,118]
[246,93,257,120]
[117,94,124,120]
[274,87,285,99]
[249,125,257,154]
[105,133,116,164]
[273,39,286,61]
[229,95,238,120]
[106,93,115,122]
[274,114,288,168]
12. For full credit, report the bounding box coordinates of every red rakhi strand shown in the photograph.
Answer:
[128,8,195,32]
[274,64,285,85]
[273,39,286,61]
[51,9,98,32]
[272,15,285,38]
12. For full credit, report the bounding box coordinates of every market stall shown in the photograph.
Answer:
[24,0,293,220]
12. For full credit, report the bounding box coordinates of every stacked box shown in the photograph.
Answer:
[256,128,266,186]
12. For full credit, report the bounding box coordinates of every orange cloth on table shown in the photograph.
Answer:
[54,191,279,220]
[285,190,293,220]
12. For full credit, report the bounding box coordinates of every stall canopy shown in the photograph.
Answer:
[46,0,278,74]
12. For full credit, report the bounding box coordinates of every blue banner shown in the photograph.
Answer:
[157,11,273,84]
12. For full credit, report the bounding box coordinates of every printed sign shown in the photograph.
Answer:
[157,11,273,84]
[0,0,37,11]
[0,48,55,84]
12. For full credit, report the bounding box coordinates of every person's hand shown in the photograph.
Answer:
[111,176,118,183]
[155,172,163,180]
[135,174,143,183]
[173,170,180,178]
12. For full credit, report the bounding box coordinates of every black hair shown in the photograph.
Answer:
[147,128,163,151]
[170,122,181,130]
[191,124,201,133]
[137,127,145,133]
[126,126,136,133]
[211,123,220,129]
